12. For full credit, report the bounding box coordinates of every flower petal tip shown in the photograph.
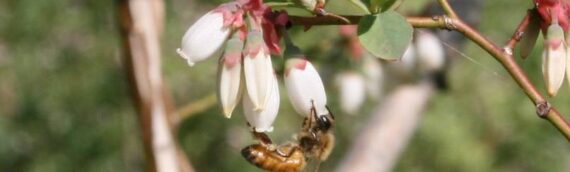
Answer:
[547,89,558,97]
[254,106,264,112]
[253,126,274,133]
[223,109,233,118]
[177,48,196,67]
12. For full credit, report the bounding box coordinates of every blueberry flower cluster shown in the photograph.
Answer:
[178,0,330,133]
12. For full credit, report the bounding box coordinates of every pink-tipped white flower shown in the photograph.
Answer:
[243,29,275,111]
[218,34,244,118]
[363,55,384,100]
[336,72,366,115]
[284,58,328,117]
[543,21,567,97]
[242,74,280,132]
[177,11,231,66]
[415,31,445,73]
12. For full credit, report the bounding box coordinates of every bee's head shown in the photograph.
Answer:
[316,113,333,131]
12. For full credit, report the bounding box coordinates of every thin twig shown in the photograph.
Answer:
[437,0,459,19]
[176,93,218,124]
[504,11,532,53]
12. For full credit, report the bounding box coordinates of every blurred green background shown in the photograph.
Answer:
[0,0,569,171]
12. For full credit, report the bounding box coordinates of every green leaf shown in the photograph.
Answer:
[325,0,371,15]
[517,10,540,60]
[357,10,413,60]
[370,0,401,13]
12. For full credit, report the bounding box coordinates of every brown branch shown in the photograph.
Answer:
[289,14,570,140]
[288,15,446,28]
[504,11,532,54]
[116,0,195,171]
[414,17,570,141]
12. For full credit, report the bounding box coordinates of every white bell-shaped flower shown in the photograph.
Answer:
[177,11,231,66]
[401,44,416,71]
[543,21,567,97]
[415,31,445,73]
[218,34,244,118]
[362,55,384,100]
[336,72,366,115]
[242,74,280,132]
[243,30,275,111]
[284,58,328,117]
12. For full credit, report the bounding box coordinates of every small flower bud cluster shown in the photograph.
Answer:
[178,0,331,133]
[334,26,385,115]
[333,29,445,116]
[331,27,445,116]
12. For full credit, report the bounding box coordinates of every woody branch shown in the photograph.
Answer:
[116,0,195,171]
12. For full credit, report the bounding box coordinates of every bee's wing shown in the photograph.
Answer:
[303,157,324,172]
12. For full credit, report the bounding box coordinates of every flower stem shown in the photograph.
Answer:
[505,11,532,52]
[437,0,459,19]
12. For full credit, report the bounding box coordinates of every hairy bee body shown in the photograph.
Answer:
[241,144,306,172]
[242,104,335,172]
[299,131,335,161]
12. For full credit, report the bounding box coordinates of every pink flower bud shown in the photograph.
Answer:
[242,74,280,132]
[284,58,328,117]
[415,31,445,73]
[218,34,245,118]
[543,22,567,97]
[243,30,275,110]
[177,11,231,66]
[336,72,366,115]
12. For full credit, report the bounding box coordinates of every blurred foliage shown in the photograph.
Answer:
[0,0,569,172]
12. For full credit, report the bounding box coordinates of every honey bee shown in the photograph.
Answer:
[241,102,335,172]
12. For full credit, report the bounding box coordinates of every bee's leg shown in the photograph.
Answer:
[325,106,335,120]
[307,100,318,130]
[275,144,301,158]
[253,131,273,145]
[247,122,273,145]
[309,100,323,135]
